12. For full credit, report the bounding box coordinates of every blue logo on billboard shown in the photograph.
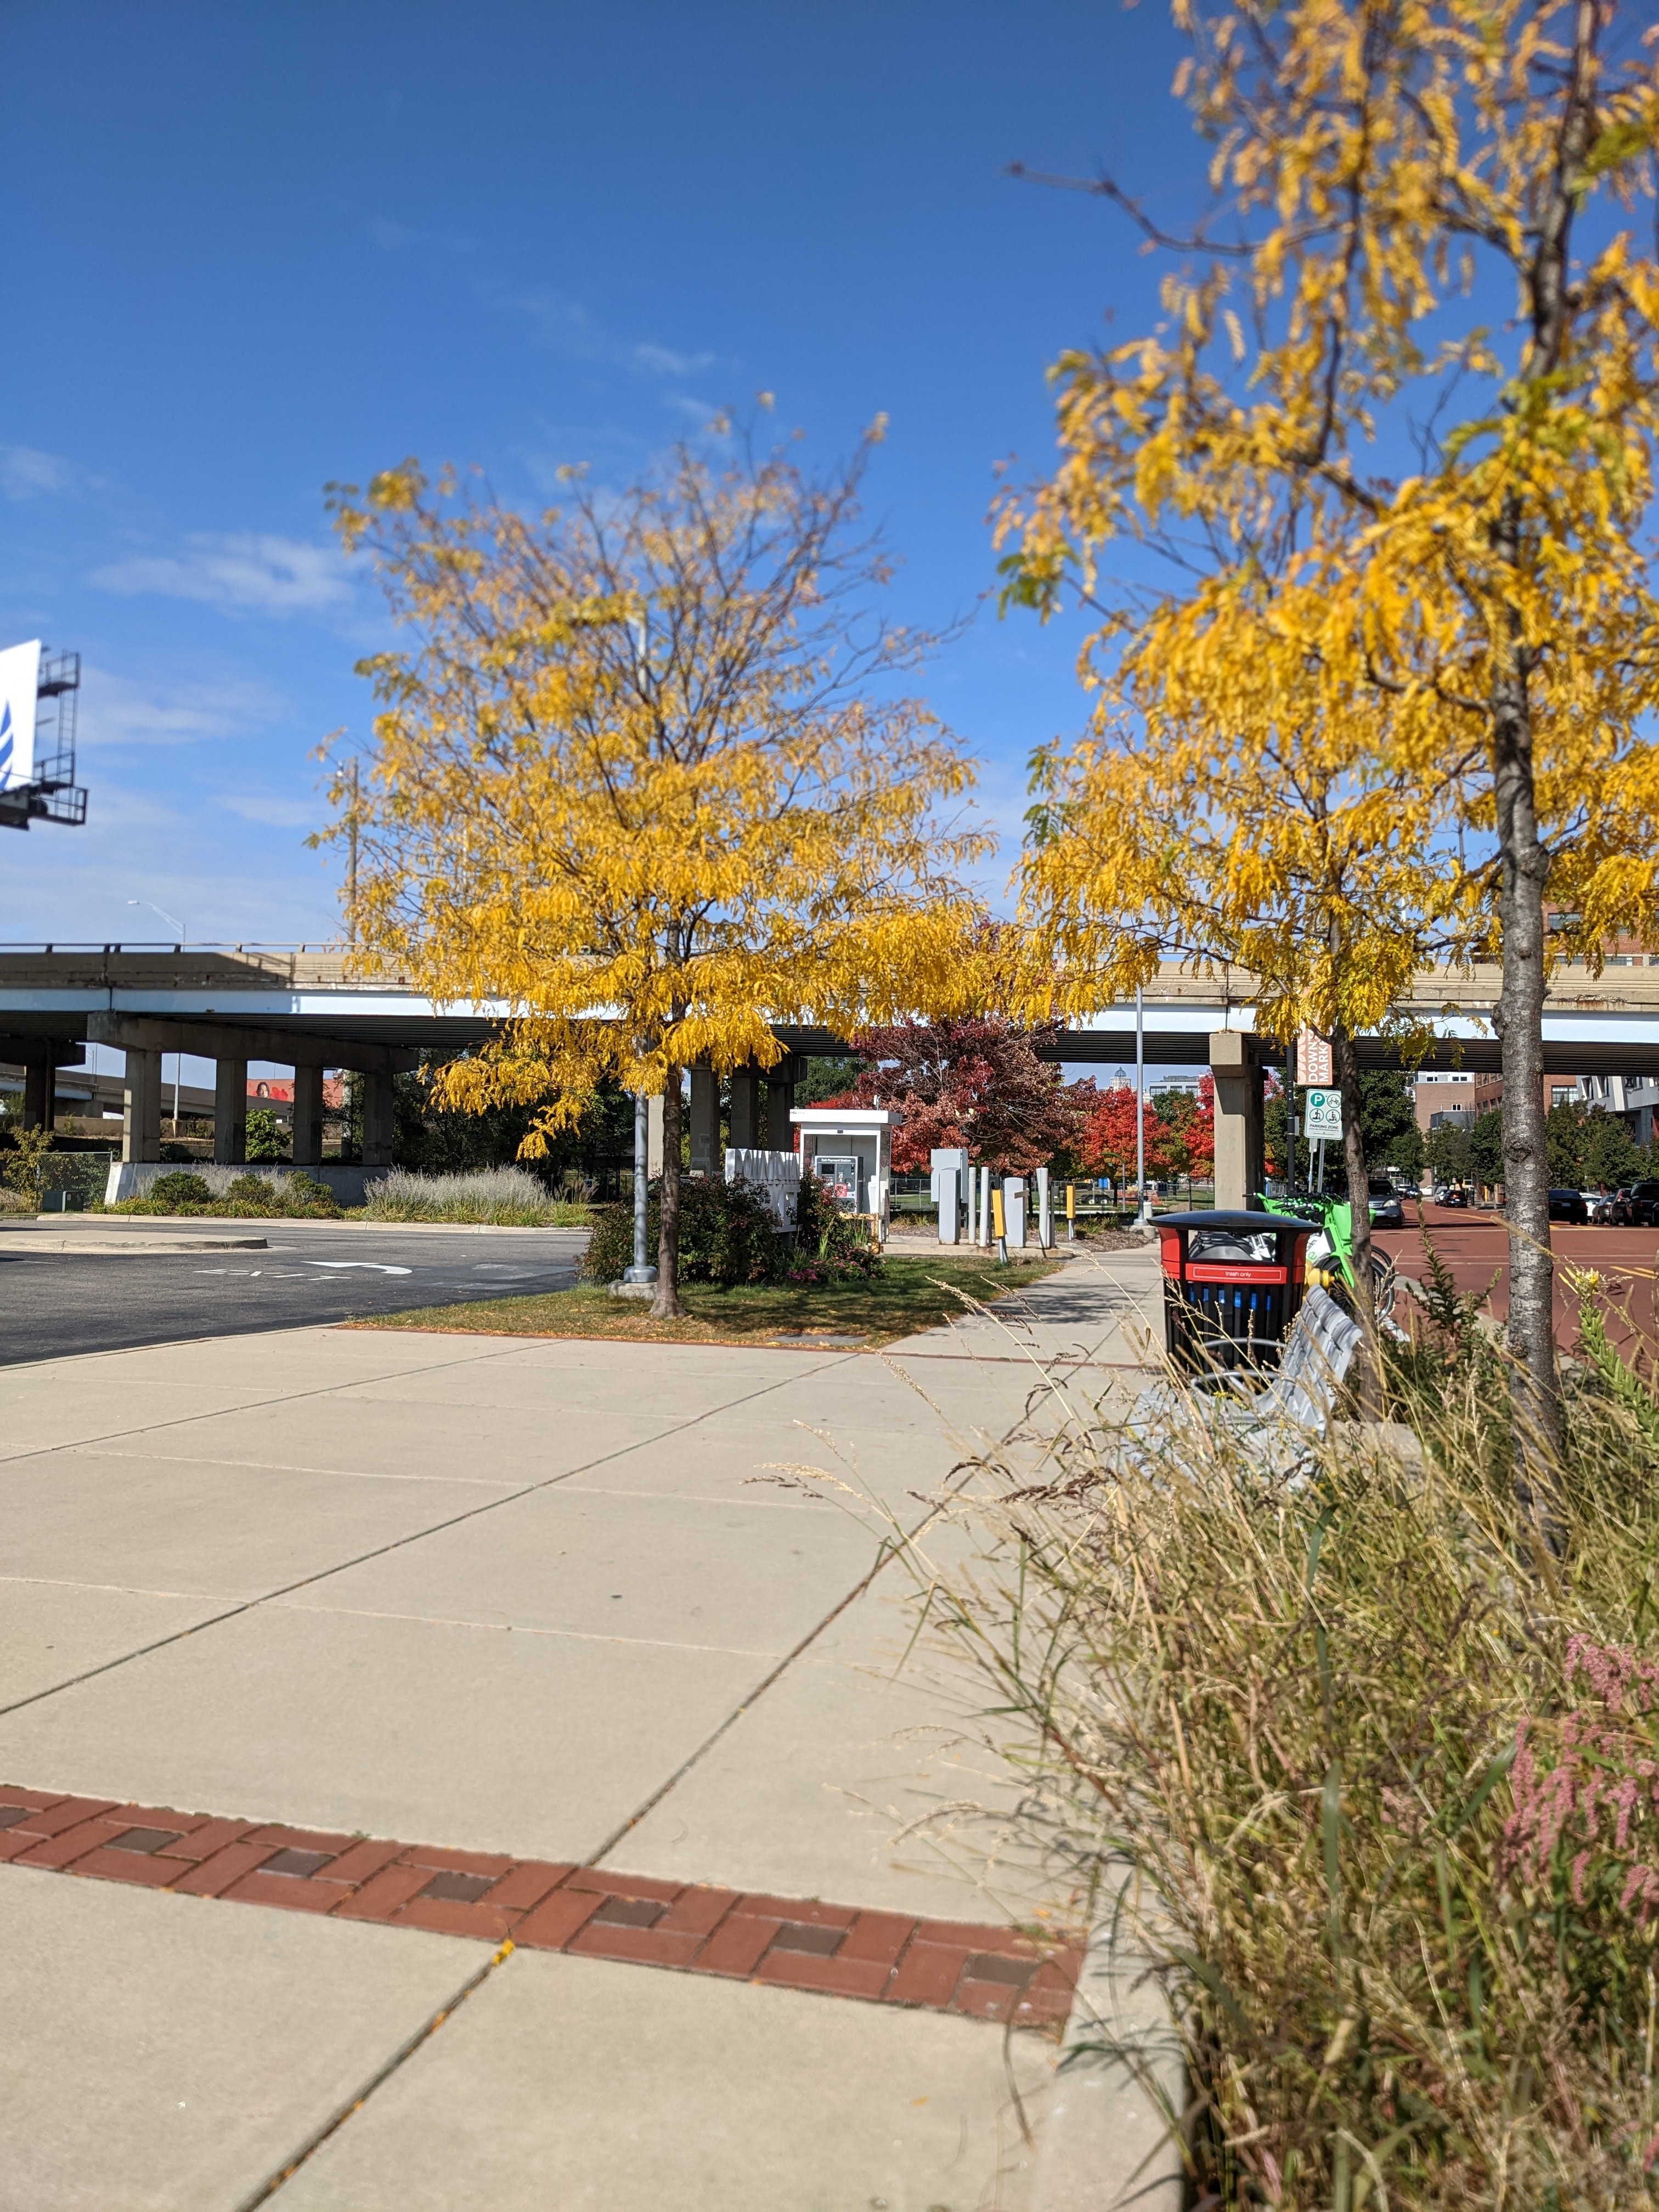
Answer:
[0,699,12,788]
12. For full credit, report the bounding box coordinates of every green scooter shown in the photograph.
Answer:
[1260,1189,1397,1316]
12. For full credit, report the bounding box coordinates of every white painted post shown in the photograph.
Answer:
[938,1165,960,1244]
[1003,1176,1027,1251]
[1037,1165,1052,1248]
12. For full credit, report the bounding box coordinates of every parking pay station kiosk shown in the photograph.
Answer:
[790,1107,900,1244]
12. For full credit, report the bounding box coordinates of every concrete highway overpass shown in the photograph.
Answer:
[4,943,1659,1176]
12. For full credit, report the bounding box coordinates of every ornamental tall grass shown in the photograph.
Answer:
[360,1167,588,1226]
[899,1297,1659,2208]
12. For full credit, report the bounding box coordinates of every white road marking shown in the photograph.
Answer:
[304,1260,414,1276]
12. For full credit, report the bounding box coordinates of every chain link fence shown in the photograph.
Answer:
[34,1150,116,1212]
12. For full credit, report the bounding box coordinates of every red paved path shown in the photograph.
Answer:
[1376,1204,1658,1358]
[0,1786,1079,2033]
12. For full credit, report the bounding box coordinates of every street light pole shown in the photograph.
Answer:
[624,1090,658,1286]
[1135,984,1148,1224]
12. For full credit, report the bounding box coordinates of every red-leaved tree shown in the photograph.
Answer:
[1079,1082,1157,1195]
[1157,1075,1215,1187]
[834,1018,1090,1174]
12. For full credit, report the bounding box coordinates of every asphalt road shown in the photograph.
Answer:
[0,1222,590,1365]
[1376,1203,1658,1354]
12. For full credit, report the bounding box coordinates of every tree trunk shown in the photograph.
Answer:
[1332,1023,1381,1419]
[651,1068,687,1319]
[1491,617,1564,1475]
[1483,1,1595,1483]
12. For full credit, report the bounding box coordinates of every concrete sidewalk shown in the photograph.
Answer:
[0,1255,1170,2210]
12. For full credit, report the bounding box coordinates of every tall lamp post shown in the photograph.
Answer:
[624,1089,657,1287]
[127,900,187,1128]
[1135,983,1149,1226]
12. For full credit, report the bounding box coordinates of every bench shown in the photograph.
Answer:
[1124,1286,1364,1475]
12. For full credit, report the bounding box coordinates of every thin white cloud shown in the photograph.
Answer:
[218,794,319,828]
[89,534,351,616]
[499,285,716,381]
[2,444,74,498]
[632,341,716,378]
[83,667,286,749]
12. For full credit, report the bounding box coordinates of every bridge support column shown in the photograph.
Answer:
[122,1048,162,1165]
[689,1065,719,1177]
[21,1046,55,1132]
[213,1059,247,1166]
[766,1056,797,1150]
[292,1065,324,1166]
[729,1064,762,1150]
[1210,1029,1264,1211]
[362,1069,395,1170]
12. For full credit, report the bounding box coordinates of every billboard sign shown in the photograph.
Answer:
[0,640,41,792]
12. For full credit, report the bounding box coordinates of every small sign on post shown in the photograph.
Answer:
[1304,1088,1343,1141]
[1297,1029,1334,1087]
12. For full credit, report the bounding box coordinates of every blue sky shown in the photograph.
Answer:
[3,0,1192,961]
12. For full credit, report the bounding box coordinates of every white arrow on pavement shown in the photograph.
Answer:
[304,1260,413,1276]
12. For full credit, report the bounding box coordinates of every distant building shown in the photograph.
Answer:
[1410,1074,1477,1135]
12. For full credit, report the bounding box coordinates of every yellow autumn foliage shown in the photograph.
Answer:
[322,424,988,1301]
[998,0,1659,1442]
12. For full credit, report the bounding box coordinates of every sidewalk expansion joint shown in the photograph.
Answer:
[0,1345,858,1725]
[232,1938,516,2210]
[0,1785,1081,2035]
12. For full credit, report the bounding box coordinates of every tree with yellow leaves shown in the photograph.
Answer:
[1021,638,1454,1403]
[1000,0,1659,1470]
[326,420,986,1316]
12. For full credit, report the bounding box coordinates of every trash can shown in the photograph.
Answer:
[1156,1209,1319,1372]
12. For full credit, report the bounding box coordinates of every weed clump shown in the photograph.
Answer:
[900,1296,1659,2208]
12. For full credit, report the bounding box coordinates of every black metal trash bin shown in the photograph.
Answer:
[1156,1209,1319,1372]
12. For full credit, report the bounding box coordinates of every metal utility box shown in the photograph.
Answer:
[931,1147,967,1244]
[1156,1208,1319,1372]
[1002,1176,1028,1250]
[811,1153,862,1214]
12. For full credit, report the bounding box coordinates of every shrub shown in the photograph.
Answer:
[787,1170,884,1283]
[1,1125,53,1199]
[223,1173,279,1214]
[582,1177,780,1285]
[894,1333,1659,2208]
[280,1172,339,1215]
[361,1166,581,1227]
[245,1108,289,1162]
[145,1171,213,1211]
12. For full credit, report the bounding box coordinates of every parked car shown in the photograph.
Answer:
[1613,1181,1659,1227]
[1583,1189,1617,1224]
[1367,1179,1405,1229]
[1433,1185,1470,1208]
[1548,1187,1589,1223]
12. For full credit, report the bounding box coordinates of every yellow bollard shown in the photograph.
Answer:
[1065,1181,1076,1240]
[991,1185,1008,1263]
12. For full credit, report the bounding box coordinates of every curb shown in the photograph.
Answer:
[4,1233,270,1254]
[19,1216,590,1238]
[1031,1915,1185,2211]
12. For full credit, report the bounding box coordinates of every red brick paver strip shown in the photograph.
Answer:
[0,1784,1082,2033]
